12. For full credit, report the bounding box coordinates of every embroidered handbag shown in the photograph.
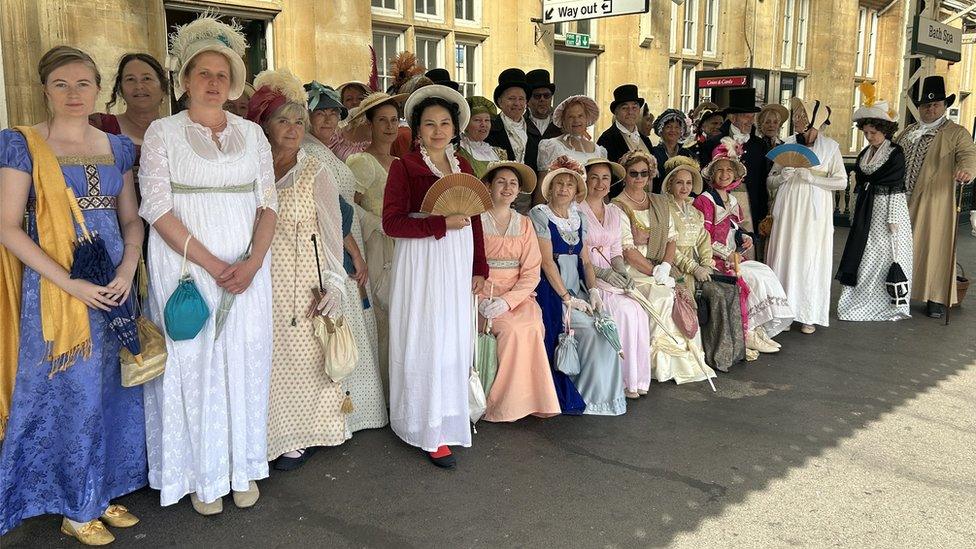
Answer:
[163,235,210,341]
[555,306,581,376]
[672,284,700,338]
[884,233,909,306]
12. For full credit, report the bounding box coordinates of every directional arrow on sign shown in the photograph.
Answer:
[545,7,554,20]
[602,1,612,13]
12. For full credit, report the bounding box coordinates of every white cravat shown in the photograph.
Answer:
[730,123,751,145]
[904,115,947,143]
[615,119,649,153]
[501,114,528,162]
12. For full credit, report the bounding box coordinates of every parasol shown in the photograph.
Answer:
[593,313,624,359]
[214,211,261,337]
[64,188,142,364]
[475,283,499,395]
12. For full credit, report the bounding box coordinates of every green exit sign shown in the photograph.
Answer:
[565,32,590,48]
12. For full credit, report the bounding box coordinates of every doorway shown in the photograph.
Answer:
[553,51,596,106]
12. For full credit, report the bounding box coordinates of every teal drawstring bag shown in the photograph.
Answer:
[164,234,210,341]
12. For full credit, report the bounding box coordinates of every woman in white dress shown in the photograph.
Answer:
[383,85,489,468]
[140,16,277,514]
[767,98,848,334]
[303,83,388,432]
[536,96,607,204]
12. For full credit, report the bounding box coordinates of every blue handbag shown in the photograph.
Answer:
[163,235,210,341]
[555,306,581,376]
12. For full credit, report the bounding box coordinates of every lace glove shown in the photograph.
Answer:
[595,266,629,289]
[652,262,672,285]
[314,284,343,319]
[693,265,712,282]
[480,297,510,319]
[588,288,604,314]
[566,296,592,314]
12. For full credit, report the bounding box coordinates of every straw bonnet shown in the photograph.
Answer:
[482,161,538,195]
[403,84,471,132]
[246,68,307,127]
[618,149,658,173]
[701,137,747,188]
[758,103,790,125]
[790,97,832,132]
[552,95,600,129]
[167,13,248,100]
[540,156,587,201]
[346,92,408,127]
[661,155,703,195]
[582,157,626,182]
[336,81,372,98]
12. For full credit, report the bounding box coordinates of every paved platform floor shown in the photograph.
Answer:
[3,228,975,548]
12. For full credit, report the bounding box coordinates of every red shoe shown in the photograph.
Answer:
[427,445,456,468]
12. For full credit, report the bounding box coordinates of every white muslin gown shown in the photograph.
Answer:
[766,135,848,327]
[139,112,277,506]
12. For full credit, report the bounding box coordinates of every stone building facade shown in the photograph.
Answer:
[1,0,973,152]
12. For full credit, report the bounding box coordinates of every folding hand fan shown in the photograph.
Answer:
[766,143,820,168]
[420,173,492,217]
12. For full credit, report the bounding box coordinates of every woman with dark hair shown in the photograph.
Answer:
[90,52,168,151]
[651,109,695,192]
[836,89,912,321]
[382,85,489,468]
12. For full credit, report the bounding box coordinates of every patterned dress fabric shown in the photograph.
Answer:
[266,153,351,459]
[139,112,277,506]
[303,136,388,433]
[0,130,147,533]
[479,212,561,421]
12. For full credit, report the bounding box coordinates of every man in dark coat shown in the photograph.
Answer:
[486,68,536,212]
[599,84,654,198]
[525,69,562,145]
[700,87,770,237]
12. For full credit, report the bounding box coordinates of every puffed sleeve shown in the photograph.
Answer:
[529,205,551,239]
[112,134,136,174]
[595,143,609,160]
[617,206,637,251]
[499,215,542,309]
[138,121,173,225]
[536,138,557,172]
[346,153,373,196]
[0,129,32,174]
[382,158,448,239]
[254,128,279,212]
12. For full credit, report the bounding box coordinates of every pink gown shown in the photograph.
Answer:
[579,202,652,393]
[479,213,561,421]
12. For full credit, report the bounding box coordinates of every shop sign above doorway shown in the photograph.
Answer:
[542,0,649,24]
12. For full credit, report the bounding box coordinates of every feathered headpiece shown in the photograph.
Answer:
[701,137,747,189]
[247,68,306,127]
[852,82,897,122]
[389,52,426,94]
[167,11,248,100]
[540,155,587,200]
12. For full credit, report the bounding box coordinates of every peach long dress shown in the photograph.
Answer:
[479,211,561,422]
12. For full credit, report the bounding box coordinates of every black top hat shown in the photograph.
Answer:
[425,68,460,92]
[526,69,556,94]
[722,87,762,114]
[914,76,956,107]
[493,68,532,104]
[610,84,645,113]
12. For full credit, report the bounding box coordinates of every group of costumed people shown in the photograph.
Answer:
[1,11,973,546]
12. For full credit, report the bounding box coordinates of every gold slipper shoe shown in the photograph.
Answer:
[60,518,115,546]
[100,505,139,528]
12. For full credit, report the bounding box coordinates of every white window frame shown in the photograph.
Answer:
[703,0,720,56]
[454,40,482,97]
[964,44,975,91]
[681,64,696,114]
[454,0,480,26]
[851,85,862,152]
[781,0,795,68]
[669,62,678,108]
[373,30,403,93]
[866,9,879,77]
[370,0,401,17]
[669,1,678,54]
[414,0,443,22]
[415,34,444,71]
[682,0,698,53]
[855,8,867,77]
[795,0,809,69]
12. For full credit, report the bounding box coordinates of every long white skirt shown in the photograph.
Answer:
[388,226,473,452]
[739,261,795,337]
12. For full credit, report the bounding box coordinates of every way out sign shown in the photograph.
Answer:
[542,0,649,24]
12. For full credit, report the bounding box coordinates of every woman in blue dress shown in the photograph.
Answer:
[0,46,146,545]
[530,156,626,416]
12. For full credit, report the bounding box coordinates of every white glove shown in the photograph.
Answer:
[566,296,592,314]
[795,167,813,182]
[480,297,510,319]
[595,266,629,289]
[588,288,604,314]
[652,262,672,285]
[780,167,796,179]
[693,265,712,282]
[315,286,343,319]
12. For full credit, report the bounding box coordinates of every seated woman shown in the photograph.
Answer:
[535,96,606,205]
[459,96,508,179]
[578,158,652,399]
[478,161,561,421]
[531,156,625,416]
[613,152,714,385]
[661,157,716,297]
[695,138,794,354]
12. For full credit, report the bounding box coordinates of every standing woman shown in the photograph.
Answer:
[303,83,387,433]
[578,159,652,399]
[382,85,489,468]
[139,16,278,514]
[535,96,606,204]
[347,91,406,385]
[650,109,694,193]
[458,96,508,179]
[836,94,912,321]
[245,69,350,471]
[90,53,168,156]
[328,82,373,162]
[0,46,146,544]
[532,157,625,416]
[478,162,561,421]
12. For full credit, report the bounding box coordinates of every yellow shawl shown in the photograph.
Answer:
[0,126,92,439]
